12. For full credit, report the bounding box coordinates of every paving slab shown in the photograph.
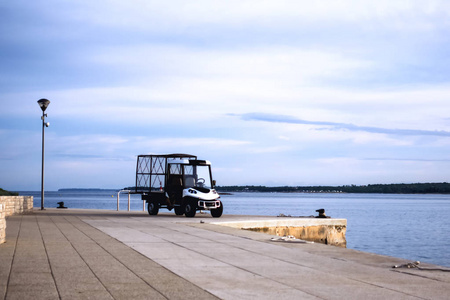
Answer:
[1,210,218,300]
[1,208,449,300]
[83,210,450,300]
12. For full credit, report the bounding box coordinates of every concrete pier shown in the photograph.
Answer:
[1,209,449,299]
[214,218,347,247]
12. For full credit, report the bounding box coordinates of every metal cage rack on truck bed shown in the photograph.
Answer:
[135,154,197,194]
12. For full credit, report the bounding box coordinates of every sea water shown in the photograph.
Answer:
[20,190,450,267]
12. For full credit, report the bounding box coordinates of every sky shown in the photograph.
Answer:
[1,0,450,191]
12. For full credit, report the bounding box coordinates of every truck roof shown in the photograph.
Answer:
[137,153,197,159]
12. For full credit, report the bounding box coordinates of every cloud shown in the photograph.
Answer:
[237,112,450,137]
[2,1,450,190]
[48,1,450,35]
[362,157,450,162]
[132,137,251,154]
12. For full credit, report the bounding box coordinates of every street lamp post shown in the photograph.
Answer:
[37,99,50,210]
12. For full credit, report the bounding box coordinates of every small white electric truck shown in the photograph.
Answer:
[134,154,223,217]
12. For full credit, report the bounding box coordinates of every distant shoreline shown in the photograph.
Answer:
[11,182,450,194]
[215,182,450,194]
[57,188,119,192]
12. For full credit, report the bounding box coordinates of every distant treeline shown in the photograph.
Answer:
[0,188,19,196]
[58,188,118,192]
[215,182,450,194]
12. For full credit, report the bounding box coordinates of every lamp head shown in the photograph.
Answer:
[37,99,50,112]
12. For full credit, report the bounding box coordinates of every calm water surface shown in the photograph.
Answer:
[21,190,450,267]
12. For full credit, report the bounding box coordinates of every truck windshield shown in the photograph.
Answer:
[183,165,213,189]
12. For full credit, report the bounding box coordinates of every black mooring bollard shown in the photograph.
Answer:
[315,208,329,218]
[57,201,67,209]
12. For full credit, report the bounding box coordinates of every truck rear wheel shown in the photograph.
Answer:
[174,206,184,215]
[211,201,223,218]
[148,201,159,215]
[184,201,196,218]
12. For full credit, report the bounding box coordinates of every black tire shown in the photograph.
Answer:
[147,201,159,215]
[211,201,223,218]
[174,206,184,216]
[184,200,197,218]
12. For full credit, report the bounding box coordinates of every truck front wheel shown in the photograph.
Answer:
[148,201,159,215]
[184,201,196,218]
[211,201,223,218]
